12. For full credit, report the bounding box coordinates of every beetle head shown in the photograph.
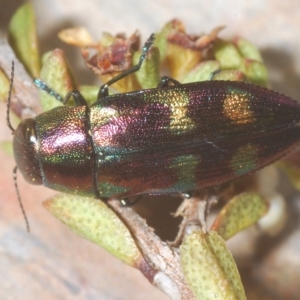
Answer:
[13,118,43,185]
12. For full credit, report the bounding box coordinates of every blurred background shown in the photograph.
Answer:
[0,1,300,299]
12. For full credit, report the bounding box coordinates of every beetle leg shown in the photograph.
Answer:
[64,91,88,106]
[157,76,181,88]
[97,34,156,101]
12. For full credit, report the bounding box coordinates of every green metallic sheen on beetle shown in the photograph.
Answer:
[13,79,300,199]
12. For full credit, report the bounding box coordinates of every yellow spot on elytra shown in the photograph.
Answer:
[169,90,195,133]
[92,107,119,127]
[223,93,254,124]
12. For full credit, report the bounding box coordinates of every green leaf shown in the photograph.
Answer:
[182,61,220,83]
[8,3,40,77]
[43,194,142,266]
[154,20,177,61]
[79,85,99,106]
[241,59,268,87]
[211,70,247,82]
[133,46,160,89]
[39,49,76,111]
[235,38,263,62]
[211,192,269,240]
[180,230,246,300]
[214,40,243,70]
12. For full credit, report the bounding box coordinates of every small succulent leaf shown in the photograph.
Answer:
[214,40,243,70]
[180,230,246,300]
[79,85,99,106]
[8,3,40,77]
[43,194,142,266]
[39,49,76,111]
[241,59,268,87]
[211,192,269,240]
[182,60,220,83]
[211,70,247,82]
[235,38,263,62]
[154,19,185,62]
[167,44,202,80]
[133,46,160,89]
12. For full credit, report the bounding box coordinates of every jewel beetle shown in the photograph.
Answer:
[7,34,300,204]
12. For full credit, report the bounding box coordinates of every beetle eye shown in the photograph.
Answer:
[20,119,38,142]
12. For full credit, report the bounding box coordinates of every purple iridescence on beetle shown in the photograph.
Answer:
[12,79,300,198]
[87,81,300,198]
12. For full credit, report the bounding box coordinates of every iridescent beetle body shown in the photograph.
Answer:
[10,35,300,201]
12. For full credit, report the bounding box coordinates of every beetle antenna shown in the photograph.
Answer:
[6,61,15,133]
[13,166,30,232]
[6,62,30,231]
[98,33,156,99]
[33,78,64,103]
